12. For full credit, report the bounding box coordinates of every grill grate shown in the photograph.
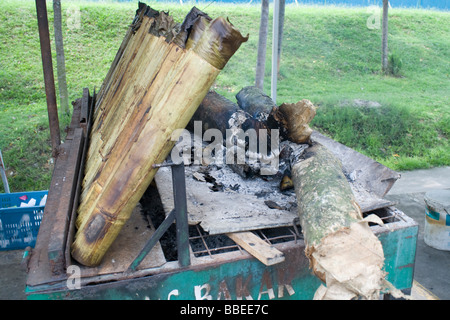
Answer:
[188,206,402,259]
[188,224,302,258]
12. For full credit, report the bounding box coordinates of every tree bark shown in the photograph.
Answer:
[382,0,389,73]
[53,0,70,117]
[236,85,275,120]
[255,0,269,90]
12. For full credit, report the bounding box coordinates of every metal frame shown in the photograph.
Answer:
[0,149,10,193]
[127,162,191,272]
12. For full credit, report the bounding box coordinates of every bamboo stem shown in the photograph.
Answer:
[72,4,248,267]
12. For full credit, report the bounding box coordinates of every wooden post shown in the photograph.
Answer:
[53,0,70,117]
[382,0,389,73]
[255,0,269,90]
[36,0,61,157]
[271,0,280,104]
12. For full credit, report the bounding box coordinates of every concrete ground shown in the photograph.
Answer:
[0,249,27,300]
[0,166,449,300]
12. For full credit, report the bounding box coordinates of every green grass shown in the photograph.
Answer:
[0,1,449,192]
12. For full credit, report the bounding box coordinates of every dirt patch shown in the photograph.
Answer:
[340,99,382,108]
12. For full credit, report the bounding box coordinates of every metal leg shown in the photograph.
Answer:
[172,163,190,267]
[126,162,190,273]
[0,150,10,193]
[127,209,176,273]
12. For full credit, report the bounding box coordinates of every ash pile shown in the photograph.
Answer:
[156,86,399,236]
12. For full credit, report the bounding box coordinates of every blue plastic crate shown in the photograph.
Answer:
[0,191,48,250]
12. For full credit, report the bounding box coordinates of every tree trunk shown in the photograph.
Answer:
[382,0,389,73]
[53,0,70,117]
[187,90,274,178]
[188,90,242,135]
[255,0,269,90]
[290,142,389,299]
[271,0,280,103]
[72,5,248,267]
[189,87,277,141]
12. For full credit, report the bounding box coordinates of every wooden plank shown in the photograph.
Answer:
[27,98,85,285]
[78,205,167,278]
[66,98,81,141]
[27,143,68,285]
[65,89,94,267]
[227,231,285,266]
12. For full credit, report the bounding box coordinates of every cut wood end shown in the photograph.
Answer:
[308,220,388,300]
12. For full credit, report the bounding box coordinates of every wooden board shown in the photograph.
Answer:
[154,165,298,235]
[47,128,84,275]
[226,231,285,266]
[311,131,400,211]
[154,131,399,236]
[78,205,166,278]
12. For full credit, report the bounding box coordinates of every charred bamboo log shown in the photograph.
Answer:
[187,89,277,177]
[235,86,275,121]
[188,87,316,178]
[187,90,242,135]
[290,142,389,299]
[72,4,248,267]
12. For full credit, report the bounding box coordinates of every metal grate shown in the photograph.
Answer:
[188,206,402,259]
[143,181,402,261]
[188,224,303,258]
[364,206,405,225]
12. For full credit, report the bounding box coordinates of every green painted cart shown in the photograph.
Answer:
[24,89,418,300]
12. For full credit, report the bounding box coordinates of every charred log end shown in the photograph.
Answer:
[267,106,289,140]
[277,99,317,144]
[172,6,212,49]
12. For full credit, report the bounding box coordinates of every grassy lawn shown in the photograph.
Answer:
[0,0,448,193]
